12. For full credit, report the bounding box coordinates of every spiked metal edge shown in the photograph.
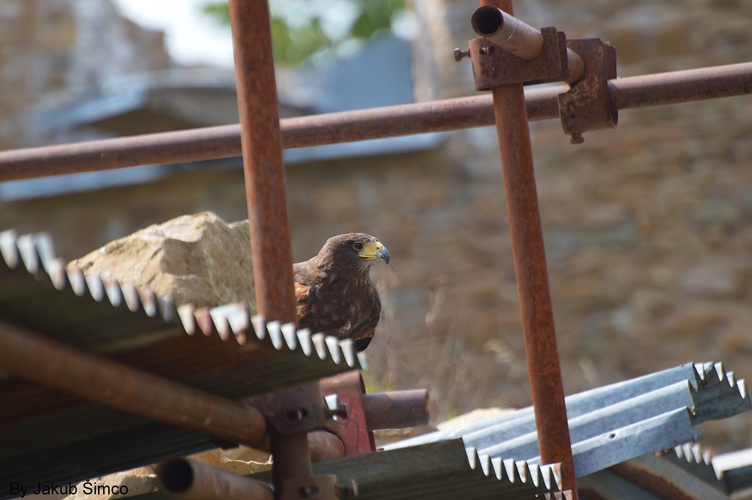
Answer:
[0,229,360,369]
[465,447,562,492]
[674,442,714,468]
[387,360,752,482]
[690,362,752,423]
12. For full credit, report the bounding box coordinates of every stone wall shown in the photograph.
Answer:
[0,0,169,148]
[1,0,752,452]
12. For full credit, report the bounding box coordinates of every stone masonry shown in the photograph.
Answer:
[0,0,169,149]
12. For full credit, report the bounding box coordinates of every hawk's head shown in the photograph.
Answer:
[320,233,390,272]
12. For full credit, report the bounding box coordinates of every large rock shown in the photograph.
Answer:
[67,212,255,309]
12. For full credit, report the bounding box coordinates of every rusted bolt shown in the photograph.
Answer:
[297,484,320,497]
[570,132,585,145]
[324,394,349,419]
[286,408,309,421]
[453,47,470,62]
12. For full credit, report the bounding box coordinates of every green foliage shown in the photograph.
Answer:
[203,0,405,66]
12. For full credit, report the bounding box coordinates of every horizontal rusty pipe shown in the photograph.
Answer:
[157,458,273,500]
[0,124,241,180]
[0,63,750,180]
[250,430,345,463]
[609,458,727,500]
[0,96,507,181]
[610,62,752,109]
[0,318,267,447]
[308,430,346,462]
[471,5,584,82]
[362,390,429,430]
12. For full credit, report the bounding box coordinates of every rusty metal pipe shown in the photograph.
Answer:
[229,1,319,497]
[0,96,500,181]
[492,80,578,486]
[483,0,577,496]
[0,318,267,447]
[609,62,752,109]
[0,124,241,181]
[308,430,346,462]
[362,390,429,430]
[230,0,296,325]
[471,6,544,60]
[0,90,561,180]
[269,428,312,486]
[471,5,584,82]
[0,64,750,180]
[157,458,273,500]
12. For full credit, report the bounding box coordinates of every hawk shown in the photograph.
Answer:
[293,233,389,351]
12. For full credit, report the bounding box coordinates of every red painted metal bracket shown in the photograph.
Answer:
[320,371,377,456]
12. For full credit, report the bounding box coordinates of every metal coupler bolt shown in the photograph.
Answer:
[453,47,470,61]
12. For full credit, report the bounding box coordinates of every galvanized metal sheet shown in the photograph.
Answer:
[387,361,751,481]
[714,447,752,495]
[666,443,724,489]
[579,445,729,500]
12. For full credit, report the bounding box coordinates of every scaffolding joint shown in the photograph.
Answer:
[558,38,619,144]
[466,6,585,87]
[468,27,575,88]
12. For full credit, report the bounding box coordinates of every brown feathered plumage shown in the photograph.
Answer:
[293,233,389,352]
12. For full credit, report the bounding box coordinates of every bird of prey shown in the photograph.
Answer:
[293,233,389,352]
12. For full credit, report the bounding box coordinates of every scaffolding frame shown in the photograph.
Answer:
[0,0,751,498]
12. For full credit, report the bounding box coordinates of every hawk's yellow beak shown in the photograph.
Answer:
[359,241,390,264]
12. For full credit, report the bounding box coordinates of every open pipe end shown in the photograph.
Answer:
[471,5,504,36]
[156,458,194,494]
[470,6,543,61]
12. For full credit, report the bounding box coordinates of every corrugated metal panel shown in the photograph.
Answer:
[250,439,564,500]
[578,444,731,499]
[70,435,752,500]
[714,447,752,496]
[308,440,564,500]
[0,230,360,498]
[243,362,749,499]
[387,361,751,479]
[666,443,724,489]
[120,440,565,499]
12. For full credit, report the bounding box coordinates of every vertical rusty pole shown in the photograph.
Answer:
[228,0,315,496]
[229,0,297,323]
[482,0,577,495]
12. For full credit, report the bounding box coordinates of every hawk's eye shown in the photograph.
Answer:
[353,242,364,251]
